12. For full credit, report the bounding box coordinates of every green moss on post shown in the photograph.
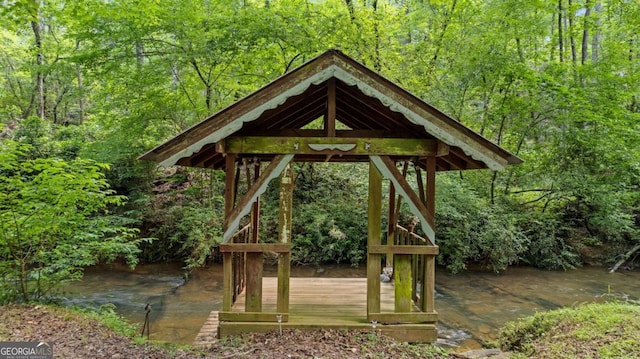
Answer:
[394,254,412,313]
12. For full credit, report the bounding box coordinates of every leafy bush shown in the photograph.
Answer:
[289,202,367,266]
[0,139,143,304]
[259,163,369,266]
[138,168,224,268]
[435,175,528,273]
[518,212,580,270]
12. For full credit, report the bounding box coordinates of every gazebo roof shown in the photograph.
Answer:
[140,49,521,171]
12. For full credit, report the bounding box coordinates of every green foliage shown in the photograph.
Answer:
[435,175,528,273]
[499,302,640,358]
[517,212,580,270]
[0,0,638,271]
[260,163,369,266]
[0,139,142,304]
[138,168,224,268]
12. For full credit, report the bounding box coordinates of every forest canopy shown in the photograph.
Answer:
[0,0,638,287]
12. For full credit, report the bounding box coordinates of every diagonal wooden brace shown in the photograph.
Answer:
[370,155,435,245]
[223,154,294,242]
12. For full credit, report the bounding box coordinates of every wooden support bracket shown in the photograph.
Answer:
[370,155,435,245]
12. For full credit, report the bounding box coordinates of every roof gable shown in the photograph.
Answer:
[140,50,521,171]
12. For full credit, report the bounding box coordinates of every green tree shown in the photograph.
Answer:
[0,139,143,303]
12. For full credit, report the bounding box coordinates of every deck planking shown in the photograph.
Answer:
[232,277,397,315]
[194,277,435,347]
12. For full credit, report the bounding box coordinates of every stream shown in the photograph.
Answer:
[63,263,640,351]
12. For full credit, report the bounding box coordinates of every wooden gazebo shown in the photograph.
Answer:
[140,50,521,343]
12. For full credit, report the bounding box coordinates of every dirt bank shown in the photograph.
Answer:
[0,305,459,358]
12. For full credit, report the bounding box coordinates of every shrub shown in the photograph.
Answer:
[0,140,142,303]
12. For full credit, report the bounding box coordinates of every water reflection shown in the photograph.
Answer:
[63,262,223,344]
[434,266,640,351]
[63,263,640,349]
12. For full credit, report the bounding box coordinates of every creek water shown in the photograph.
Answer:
[63,263,640,351]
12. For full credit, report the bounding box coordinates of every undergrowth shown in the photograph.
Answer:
[499,302,640,359]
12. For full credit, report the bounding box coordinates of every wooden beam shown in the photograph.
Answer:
[382,324,437,343]
[222,154,294,242]
[186,143,217,167]
[218,312,288,322]
[367,312,438,324]
[367,159,382,315]
[325,78,336,137]
[370,155,435,244]
[223,137,441,157]
[219,243,292,253]
[438,153,466,170]
[437,142,450,157]
[277,164,293,314]
[238,129,389,138]
[368,245,439,255]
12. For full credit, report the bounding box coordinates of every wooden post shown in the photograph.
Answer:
[387,183,396,267]
[251,161,261,243]
[367,159,382,315]
[223,154,237,227]
[222,154,237,312]
[394,254,412,313]
[422,156,436,313]
[425,157,435,228]
[411,234,418,303]
[245,252,263,312]
[392,161,409,240]
[325,78,336,137]
[277,164,293,314]
[415,165,426,205]
[222,252,232,311]
[392,161,409,275]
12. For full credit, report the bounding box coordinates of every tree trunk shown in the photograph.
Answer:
[568,0,577,64]
[344,0,355,22]
[490,171,497,205]
[20,260,29,302]
[372,0,381,72]
[31,19,45,119]
[558,0,564,62]
[609,244,640,273]
[77,63,85,123]
[591,1,602,62]
[550,13,556,61]
[581,0,591,64]
[429,0,457,73]
[136,39,145,64]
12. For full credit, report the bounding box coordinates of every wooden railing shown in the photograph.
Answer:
[394,224,427,245]
[219,224,291,321]
[231,224,251,303]
[393,224,437,312]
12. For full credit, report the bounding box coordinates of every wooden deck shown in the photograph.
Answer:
[193,277,436,346]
